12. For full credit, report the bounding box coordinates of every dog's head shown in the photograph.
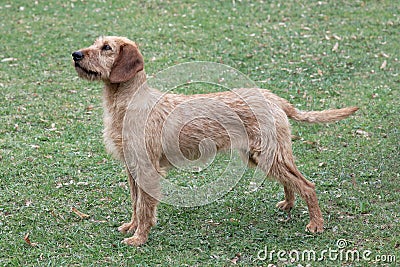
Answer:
[72,36,144,84]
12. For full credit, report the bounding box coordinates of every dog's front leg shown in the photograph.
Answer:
[122,170,159,246]
[118,169,138,234]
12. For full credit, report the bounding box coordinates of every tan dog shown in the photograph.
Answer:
[72,36,358,246]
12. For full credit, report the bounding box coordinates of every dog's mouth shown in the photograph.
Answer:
[75,63,100,77]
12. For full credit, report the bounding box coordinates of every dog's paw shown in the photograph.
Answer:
[276,200,294,211]
[121,235,147,247]
[118,221,137,234]
[306,220,324,233]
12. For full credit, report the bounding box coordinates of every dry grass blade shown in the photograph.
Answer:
[71,207,90,219]
[23,233,38,247]
[332,42,339,52]
[230,253,241,264]
[380,60,387,70]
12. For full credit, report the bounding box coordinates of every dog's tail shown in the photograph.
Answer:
[263,91,359,123]
[286,106,359,123]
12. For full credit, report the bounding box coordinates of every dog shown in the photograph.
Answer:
[72,36,358,246]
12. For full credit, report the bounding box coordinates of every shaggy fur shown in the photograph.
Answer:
[72,36,358,246]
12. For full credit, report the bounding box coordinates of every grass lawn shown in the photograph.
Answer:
[1,0,399,266]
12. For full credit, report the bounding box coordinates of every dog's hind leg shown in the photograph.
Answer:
[253,113,323,233]
[269,159,324,233]
[276,184,296,212]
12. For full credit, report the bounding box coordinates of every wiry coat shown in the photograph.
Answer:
[72,36,358,246]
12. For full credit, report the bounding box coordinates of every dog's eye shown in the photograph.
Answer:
[102,44,112,51]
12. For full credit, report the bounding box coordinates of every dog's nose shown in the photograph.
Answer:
[72,51,84,62]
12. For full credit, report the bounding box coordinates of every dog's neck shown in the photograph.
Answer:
[102,70,166,127]
[105,70,147,93]
[103,70,149,110]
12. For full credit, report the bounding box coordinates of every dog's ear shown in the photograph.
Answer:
[109,43,144,83]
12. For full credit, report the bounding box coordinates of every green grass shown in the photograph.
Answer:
[1,0,399,266]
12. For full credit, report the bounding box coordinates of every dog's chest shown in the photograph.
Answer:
[102,106,124,161]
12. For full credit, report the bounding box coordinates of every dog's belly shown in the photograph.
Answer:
[161,118,248,165]
[180,122,231,154]
[156,96,263,166]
